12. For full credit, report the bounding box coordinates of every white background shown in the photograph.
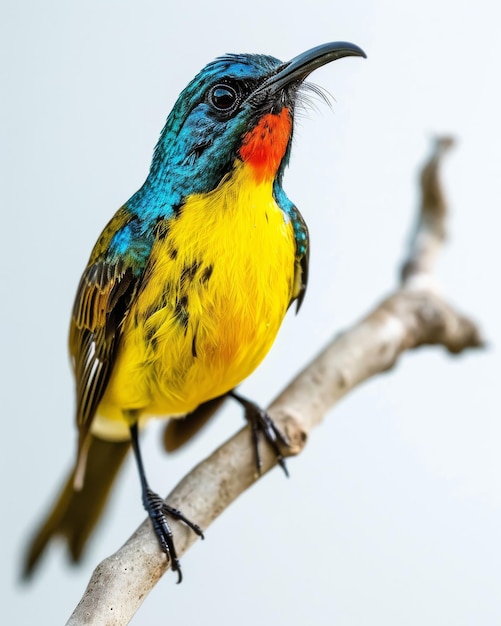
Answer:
[2,1,500,624]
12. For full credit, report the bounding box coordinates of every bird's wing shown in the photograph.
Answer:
[273,184,310,312]
[70,257,137,436]
[289,205,310,312]
[292,244,309,312]
[69,210,153,486]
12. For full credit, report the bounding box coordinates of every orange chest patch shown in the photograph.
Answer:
[239,108,292,181]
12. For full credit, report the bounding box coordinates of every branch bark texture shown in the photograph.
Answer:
[67,138,483,625]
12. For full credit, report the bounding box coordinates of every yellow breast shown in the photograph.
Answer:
[95,160,295,434]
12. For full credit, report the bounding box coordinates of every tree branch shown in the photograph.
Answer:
[66,138,483,625]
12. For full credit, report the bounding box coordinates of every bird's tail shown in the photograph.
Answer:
[22,435,130,579]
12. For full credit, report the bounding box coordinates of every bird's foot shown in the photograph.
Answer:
[229,391,290,477]
[143,489,204,583]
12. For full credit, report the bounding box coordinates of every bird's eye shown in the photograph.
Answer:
[208,84,240,112]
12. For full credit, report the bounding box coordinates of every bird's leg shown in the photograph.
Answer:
[228,391,290,477]
[129,422,204,583]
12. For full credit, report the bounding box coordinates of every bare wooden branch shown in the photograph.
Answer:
[401,136,455,291]
[66,138,483,625]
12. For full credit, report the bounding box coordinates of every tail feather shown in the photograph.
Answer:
[23,436,130,579]
[163,395,228,452]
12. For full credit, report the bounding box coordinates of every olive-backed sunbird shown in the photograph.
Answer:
[23,42,365,582]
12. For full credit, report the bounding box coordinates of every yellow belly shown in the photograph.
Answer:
[95,161,295,436]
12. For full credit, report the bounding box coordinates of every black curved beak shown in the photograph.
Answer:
[261,41,366,94]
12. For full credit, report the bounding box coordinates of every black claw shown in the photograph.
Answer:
[162,503,205,540]
[129,423,203,583]
[143,490,178,567]
[229,391,290,477]
[142,489,204,580]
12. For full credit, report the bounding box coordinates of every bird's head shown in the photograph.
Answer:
[141,42,365,211]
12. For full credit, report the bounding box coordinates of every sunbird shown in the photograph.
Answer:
[23,42,365,582]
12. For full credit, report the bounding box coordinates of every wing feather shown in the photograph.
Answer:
[70,260,136,432]
[70,256,138,488]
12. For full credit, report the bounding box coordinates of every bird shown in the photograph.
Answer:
[23,41,366,582]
